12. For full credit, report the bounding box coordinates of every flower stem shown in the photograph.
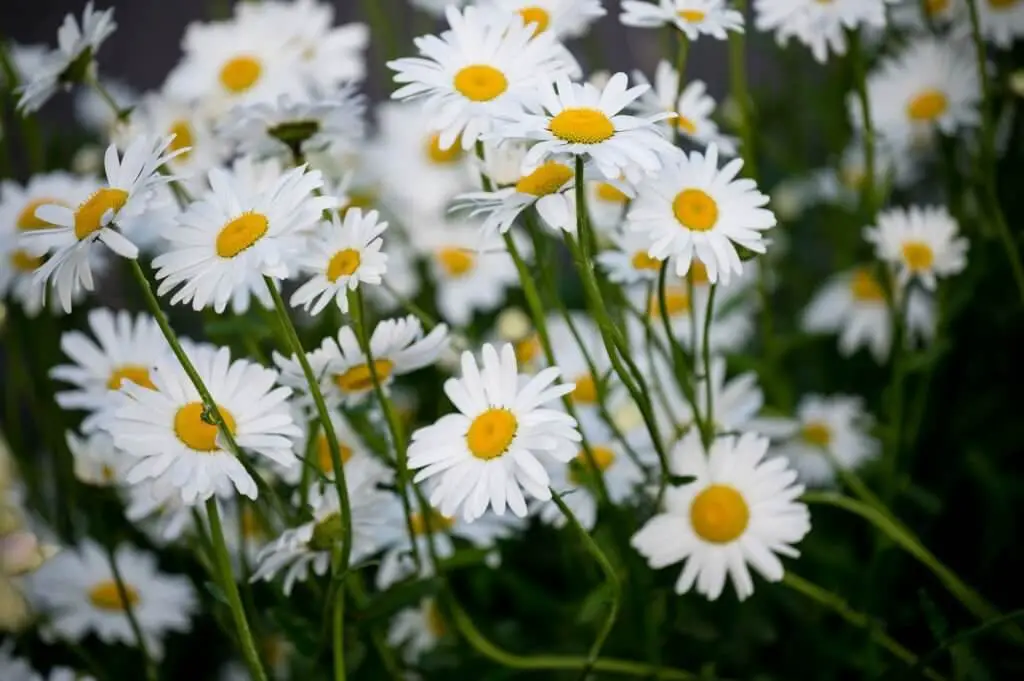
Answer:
[205,498,269,681]
[671,36,691,145]
[332,549,347,681]
[699,284,717,448]
[105,544,158,681]
[848,29,877,218]
[884,291,910,501]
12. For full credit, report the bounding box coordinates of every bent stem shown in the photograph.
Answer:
[848,29,876,217]
[106,544,158,681]
[782,573,946,681]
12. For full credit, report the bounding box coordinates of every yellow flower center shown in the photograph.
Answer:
[173,401,237,452]
[453,64,509,102]
[596,182,629,203]
[631,250,662,271]
[426,133,463,164]
[9,250,42,272]
[518,6,551,34]
[74,188,129,240]
[550,108,616,144]
[849,269,885,301]
[241,506,264,539]
[437,247,475,277]
[906,89,948,122]
[168,120,194,161]
[802,421,832,448]
[677,10,706,21]
[316,435,354,473]
[901,241,935,272]
[466,408,518,460]
[425,600,446,637]
[650,288,690,317]
[572,373,599,404]
[334,360,395,393]
[988,0,1017,8]
[101,464,116,483]
[676,114,698,135]
[107,365,156,391]
[216,212,268,259]
[88,580,139,611]
[926,0,950,13]
[689,260,709,285]
[576,445,615,472]
[17,197,63,230]
[326,248,361,282]
[515,161,574,197]
[514,334,541,365]
[690,484,749,544]
[220,55,263,93]
[673,188,718,232]
[410,508,455,535]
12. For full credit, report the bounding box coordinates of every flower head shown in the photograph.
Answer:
[864,205,967,290]
[621,0,744,40]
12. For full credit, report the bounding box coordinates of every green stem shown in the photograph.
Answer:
[848,29,877,217]
[885,291,910,501]
[671,36,691,145]
[699,284,717,448]
[88,75,129,121]
[332,554,347,681]
[361,0,400,65]
[106,544,158,681]
[348,573,405,678]
[205,499,269,681]
[782,573,946,681]
[382,282,439,330]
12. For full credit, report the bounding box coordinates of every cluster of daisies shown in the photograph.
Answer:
[0,0,1001,676]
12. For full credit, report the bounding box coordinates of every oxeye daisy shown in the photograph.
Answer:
[104,344,301,505]
[16,2,117,113]
[481,0,608,39]
[153,160,335,313]
[280,409,389,486]
[496,72,678,184]
[976,0,1024,48]
[598,228,675,286]
[51,308,166,433]
[801,267,936,363]
[66,431,128,488]
[26,540,197,656]
[274,316,449,410]
[24,136,182,312]
[387,5,576,151]
[388,598,447,663]
[621,0,745,40]
[632,431,811,600]
[864,205,967,290]
[408,343,582,522]
[585,176,635,232]
[289,208,388,316]
[627,143,776,285]
[753,0,894,63]
[544,314,613,415]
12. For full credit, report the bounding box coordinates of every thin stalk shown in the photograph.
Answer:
[848,29,877,217]
[348,573,405,678]
[362,0,400,65]
[699,284,717,448]
[88,76,129,121]
[382,281,438,330]
[106,544,158,681]
[671,36,691,145]
[782,573,946,681]
[332,549,347,681]
[884,290,910,501]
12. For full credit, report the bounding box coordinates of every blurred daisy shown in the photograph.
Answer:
[274,316,449,410]
[74,78,136,136]
[27,540,196,656]
[122,478,194,546]
[153,162,334,313]
[598,228,670,286]
[627,143,776,284]
[802,267,936,363]
[388,5,575,151]
[888,0,961,35]
[408,343,581,521]
[67,431,128,487]
[51,308,165,433]
[632,431,811,600]
[545,314,612,415]
[760,395,879,487]
[364,238,423,313]
[451,160,578,235]
[119,93,224,184]
[290,208,388,316]
[753,0,893,63]
[482,0,607,38]
[621,0,744,40]
[864,205,967,290]
[586,177,634,232]
[388,598,447,663]
[412,0,471,15]
[281,410,387,486]
[0,643,40,681]
[16,2,117,113]
[106,344,300,505]
[25,136,182,312]
[977,0,1024,48]
[496,73,678,184]
[684,356,764,435]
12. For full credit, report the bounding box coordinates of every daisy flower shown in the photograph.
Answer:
[631,431,811,600]
[280,409,389,486]
[27,540,196,656]
[408,343,581,521]
[24,136,182,312]
[412,0,470,15]
[802,267,936,363]
[864,205,967,290]
[104,344,301,505]
[122,478,194,546]
[0,643,38,681]
[274,316,449,410]
[153,161,335,313]
[621,0,745,40]
[543,314,612,415]
[760,395,879,487]
[753,0,894,63]
[387,5,576,151]
[388,598,447,663]
[16,2,117,113]
[598,228,672,286]
[51,308,166,433]
[496,73,678,184]
[74,78,137,136]
[586,177,634,232]
[481,0,608,39]
[66,431,128,487]
[289,208,388,316]
[976,0,1024,48]
[365,238,423,313]
[858,38,980,149]
[627,143,776,285]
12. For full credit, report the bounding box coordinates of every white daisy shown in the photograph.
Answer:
[801,267,936,363]
[0,643,36,681]
[274,316,449,410]
[977,0,1024,48]
[412,0,471,15]
[280,409,389,486]
[753,0,894,63]
[631,431,811,600]
[364,238,423,313]
[621,0,744,40]
[495,72,678,184]
[864,205,967,290]
[24,136,182,312]
[627,143,776,285]
[387,5,575,151]
[598,227,676,286]
[888,0,962,35]
[585,177,634,232]
[408,343,581,521]
[74,78,136,136]
[542,314,612,416]
[760,395,879,487]
[289,208,388,316]
[16,2,117,113]
[122,478,194,546]
[481,0,608,38]
[153,161,334,313]
[388,598,447,663]
[51,308,166,433]
[105,344,301,505]
[66,431,128,487]
[27,540,196,656]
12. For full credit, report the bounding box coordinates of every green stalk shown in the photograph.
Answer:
[347,573,405,678]
[331,547,347,681]
[848,29,877,217]
[884,290,910,501]
[106,544,158,681]
[671,36,691,145]
[699,284,717,448]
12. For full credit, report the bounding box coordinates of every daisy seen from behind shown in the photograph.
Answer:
[408,343,582,521]
[627,143,776,284]
[632,431,811,600]
[621,0,744,40]
[864,205,967,290]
